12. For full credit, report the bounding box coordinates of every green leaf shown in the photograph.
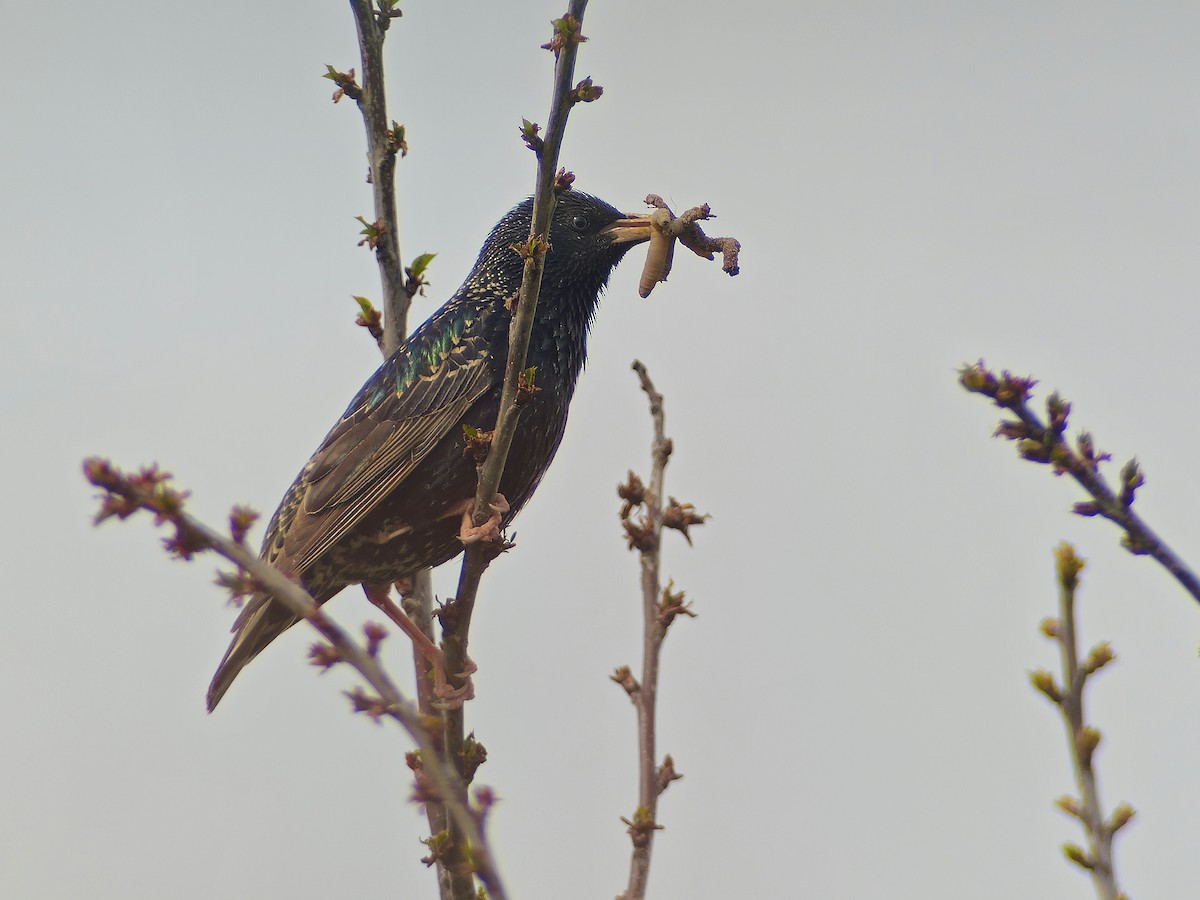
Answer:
[409,252,436,279]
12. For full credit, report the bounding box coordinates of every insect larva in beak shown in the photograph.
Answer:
[638,208,677,298]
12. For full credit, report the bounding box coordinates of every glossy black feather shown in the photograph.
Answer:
[208,192,643,710]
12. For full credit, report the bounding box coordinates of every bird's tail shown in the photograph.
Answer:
[207,594,302,712]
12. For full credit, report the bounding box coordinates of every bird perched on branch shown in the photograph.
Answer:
[208,191,653,710]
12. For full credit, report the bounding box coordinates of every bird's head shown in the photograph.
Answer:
[541,190,656,279]
[473,191,654,304]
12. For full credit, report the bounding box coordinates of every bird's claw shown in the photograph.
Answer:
[430,653,478,710]
[459,493,510,544]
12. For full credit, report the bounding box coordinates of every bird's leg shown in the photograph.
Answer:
[362,583,476,708]
[458,493,510,545]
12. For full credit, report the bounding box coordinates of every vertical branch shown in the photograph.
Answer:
[399,567,457,899]
[342,6,464,896]
[623,362,669,900]
[342,1,437,684]
[348,0,410,352]
[441,0,590,787]
[441,0,593,688]
[439,6,592,895]
[468,0,591,527]
[614,361,697,900]
[1030,544,1133,900]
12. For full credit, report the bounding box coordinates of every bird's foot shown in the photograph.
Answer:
[362,583,476,708]
[429,651,478,710]
[459,493,510,544]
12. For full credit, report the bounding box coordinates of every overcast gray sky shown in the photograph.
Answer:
[4,2,1200,897]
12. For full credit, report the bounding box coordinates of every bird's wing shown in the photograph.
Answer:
[284,332,493,573]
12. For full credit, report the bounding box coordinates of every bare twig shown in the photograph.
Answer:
[961,360,1200,605]
[81,458,510,900]
[1030,544,1133,900]
[614,361,702,900]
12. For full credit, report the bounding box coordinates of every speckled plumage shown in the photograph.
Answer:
[207,192,650,710]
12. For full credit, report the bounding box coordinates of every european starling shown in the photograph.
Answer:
[207,191,653,710]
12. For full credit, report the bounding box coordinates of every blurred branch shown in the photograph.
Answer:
[1030,544,1133,900]
[960,360,1200,605]
[614,361,701,900]
[81,458,510,900]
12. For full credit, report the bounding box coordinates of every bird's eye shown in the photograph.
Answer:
[571,215,589,232]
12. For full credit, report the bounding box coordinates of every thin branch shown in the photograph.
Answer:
[614,361,698,900]
[339,9,466,895]
[81,459,510,900]
[469,0,591,529]
[961,361,1200,605]
[1030,544,1133,900]
[440,0,591,818]
[347,0,409,354]
[622,361,669,900]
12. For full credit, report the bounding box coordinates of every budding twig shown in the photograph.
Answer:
[345,0,410,355]
[615,361,705,900]
[339,8,477,896]
[961,360,1200,606]
[436,6,594,896]
[1032,543,1132,900]
[81,458,507,900]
